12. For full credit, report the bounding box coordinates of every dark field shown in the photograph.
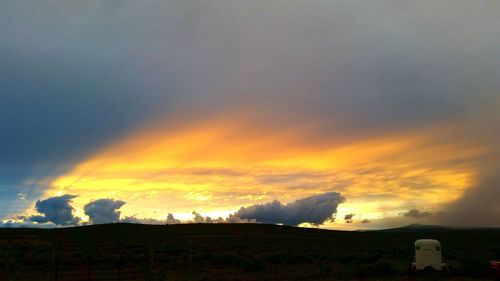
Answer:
[0,223,499,281]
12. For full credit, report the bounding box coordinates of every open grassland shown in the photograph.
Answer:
[0,223,499,280]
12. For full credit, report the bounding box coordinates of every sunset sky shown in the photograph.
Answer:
[1,1,499,229]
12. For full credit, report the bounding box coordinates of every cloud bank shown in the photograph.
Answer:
[234,192,345,226]
[28,195,79,226]
[401,209,432,219]
[84,199,126,224]
[6,193,344,227]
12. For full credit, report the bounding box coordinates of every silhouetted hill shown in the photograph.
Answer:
[378,223,500,232]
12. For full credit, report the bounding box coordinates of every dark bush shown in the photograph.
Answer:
[336,254,356,263]
[356,260,396,278]
[241,258,264,272]
[461,256,491,277]
[262,253,287,264]
[208,253,244,267]
[356,252,380,263]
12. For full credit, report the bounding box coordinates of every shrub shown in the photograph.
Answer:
[241,258,264,272]
[461,256,491,277]
[360,260,395,277]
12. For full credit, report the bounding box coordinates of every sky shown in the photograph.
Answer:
[1,1,499,229]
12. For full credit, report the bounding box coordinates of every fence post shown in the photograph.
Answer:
[51,242,57,281]
[187,240,192,281]
[5,239,11,281]
[147,244,154,281]
[87,245,93,281]
[273,263,278,281]
[117,252,122,281]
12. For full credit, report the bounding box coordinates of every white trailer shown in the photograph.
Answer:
[411,239,446,272]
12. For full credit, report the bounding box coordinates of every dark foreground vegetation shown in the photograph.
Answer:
[0,223,499,280]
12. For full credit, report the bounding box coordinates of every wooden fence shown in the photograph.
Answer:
[0,236,192,281]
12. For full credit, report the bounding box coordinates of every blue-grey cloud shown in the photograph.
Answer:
[165,213,181,224]
[1,220,56,228]
[84,199,125,224]
[344,213,355,223]
[121,213,181,225]
[234,192,345,226]
[401,209,432,219]
[28,195,79,226]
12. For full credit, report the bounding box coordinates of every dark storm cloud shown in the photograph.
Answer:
[344,214,355,224]
[436,107,500,227]
[439,164,500,227]
[84,199,126,224]
[28,195,79,226]
[1,1,499,224]
[401,209,432,219]
[234,192,345,226]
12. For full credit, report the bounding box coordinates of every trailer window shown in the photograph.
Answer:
[415,246,421,250]
[435,246,441,251]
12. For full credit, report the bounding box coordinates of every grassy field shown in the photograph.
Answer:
[0,223,499,280]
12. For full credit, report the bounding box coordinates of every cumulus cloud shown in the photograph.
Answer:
[48,196,182,225]
[188,212,251,224]
[12,194,183,227]
[165,213,181,224]
[233,192,345,226]
[7,192,346,227]
[191,211,213,224]
[401,209,432,219]
[225,213,255,224]
[121,213,181,225]
[344,213,355,223]
[1,220,56,228]
[84,199,125,224]
[28,195,79,226]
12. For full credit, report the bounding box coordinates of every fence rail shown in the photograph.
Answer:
[0,239,192,281]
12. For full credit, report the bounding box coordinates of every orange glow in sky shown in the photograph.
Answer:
[33,113,481,229]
